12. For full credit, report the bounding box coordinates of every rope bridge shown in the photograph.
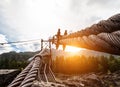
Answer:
[8,13,120,87]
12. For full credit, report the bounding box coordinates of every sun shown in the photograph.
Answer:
[65,46,82,53]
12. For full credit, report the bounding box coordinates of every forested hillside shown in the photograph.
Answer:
[0,51,39,69]
[52,55,120,74]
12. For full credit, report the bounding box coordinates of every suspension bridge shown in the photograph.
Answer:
[8,13,120,87]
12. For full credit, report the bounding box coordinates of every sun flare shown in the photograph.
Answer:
[65,46,82,53]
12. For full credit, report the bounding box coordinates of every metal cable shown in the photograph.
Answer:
[8,49,56,87]
[60,14,120,55]
[8,61,34,87]
[19,57,41,87]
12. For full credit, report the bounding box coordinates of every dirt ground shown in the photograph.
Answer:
[32,70,120,87]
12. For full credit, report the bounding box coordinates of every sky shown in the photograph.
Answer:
[0,0,120,54]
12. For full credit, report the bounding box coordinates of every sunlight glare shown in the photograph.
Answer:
[65,46,82,53]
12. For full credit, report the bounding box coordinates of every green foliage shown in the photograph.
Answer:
[0,51,39,69]
[52,55,120,74]
[108,55,120,72]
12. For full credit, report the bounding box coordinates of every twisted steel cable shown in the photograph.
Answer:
[19,57,41,87]
[8,49,56,87]
[8,54,42,87]
[60,14,120,55]
[8,61,34,87]
[63,14,120,39]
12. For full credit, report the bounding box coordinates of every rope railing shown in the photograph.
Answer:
[60,14,120,55]
[19,57,41,87]
[8,61,34,87]
[8,49,56,87]
[62,14,120,39]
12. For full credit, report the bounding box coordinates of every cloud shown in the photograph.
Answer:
[87,0,120,8]
[0,0,56,53]
[0,0,120,53]
[0,34,13,54]
[14,41,41,52]
[0,0,58,39]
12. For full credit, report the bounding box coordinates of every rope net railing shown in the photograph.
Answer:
[60,14,120,55]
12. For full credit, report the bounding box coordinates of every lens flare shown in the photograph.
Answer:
[65,46,82,53]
